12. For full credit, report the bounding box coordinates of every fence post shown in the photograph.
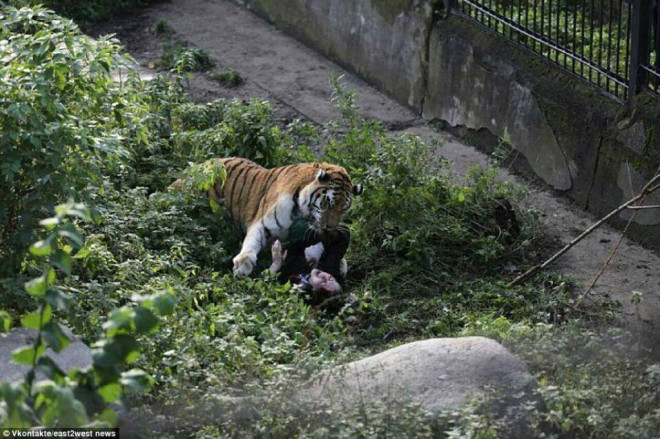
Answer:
[629,0,652,99]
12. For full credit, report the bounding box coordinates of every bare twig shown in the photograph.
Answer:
[507,172,660,288]
[572,202,642,309]
[627,204,660,210]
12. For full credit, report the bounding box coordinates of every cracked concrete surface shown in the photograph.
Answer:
[98,0,660,351]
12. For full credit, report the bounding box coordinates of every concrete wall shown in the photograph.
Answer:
[240,0,433,108]
[238,0,660,249]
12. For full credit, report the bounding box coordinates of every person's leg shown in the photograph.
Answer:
[317,226,350,281]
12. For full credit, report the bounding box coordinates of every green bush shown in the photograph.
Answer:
[158,43,214,73]
[5,0,158,24]
[0,6,129,275]
[210,69,243,87]
[0,202,175,428]
[172,99,286,166]
[464,321,660,439]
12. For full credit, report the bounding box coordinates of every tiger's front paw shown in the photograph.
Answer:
[233,252,256,278]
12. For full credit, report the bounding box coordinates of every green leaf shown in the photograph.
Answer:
[134,307,159,334]
[21,305,51,329]
[95,408,118,427]
[92,349,119,370]
[64,203,91,221]
[50,249,72,275]
[35,384,88,427]
[12,341,45,366]
[97,383,121,403]
[24,269,55,297]
[30,234,56,256]
[0,310,11,333]
[45,288,71,312]
[102,307,135,337]
[153,292,176,316]
[120,369,153,393]
[39,217,61,229]
[42,321,70,353]
[57,223,84,248]
[21,312,42,329]
[100,334,140,364]
[36,356,67,382]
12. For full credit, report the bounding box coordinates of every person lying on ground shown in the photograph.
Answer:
[268,217,354,311]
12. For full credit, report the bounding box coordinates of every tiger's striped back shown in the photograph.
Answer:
[210,157,358,234]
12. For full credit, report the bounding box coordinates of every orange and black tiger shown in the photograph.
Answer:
[199,157,362,277]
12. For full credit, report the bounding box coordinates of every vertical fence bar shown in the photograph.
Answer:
[651,1,660,92]
[533,0,539,52]
[580,0,587,76]
[629,0,652,98]
[589,0,595,83]
[563,0,569,68]
[518,0,524,42]
[605,0,612,93]
[598,0,605,86]
[625,1,632,98]
[615,0,623,97]
[555,0,561,62]
[573,0,579,73]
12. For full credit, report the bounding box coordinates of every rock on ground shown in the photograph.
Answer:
[306,337,537,411]
[0,327,92,382]
[297,337,540,437]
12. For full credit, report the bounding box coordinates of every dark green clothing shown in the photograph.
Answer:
[278,218,350,284]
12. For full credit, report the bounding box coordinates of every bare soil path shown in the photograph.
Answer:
[97,0,660,352]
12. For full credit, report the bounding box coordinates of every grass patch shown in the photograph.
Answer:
[210,69,243,87]
[154,18,171,34]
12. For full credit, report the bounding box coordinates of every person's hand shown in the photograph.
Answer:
[269,240,287,273]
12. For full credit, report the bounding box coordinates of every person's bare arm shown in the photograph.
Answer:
[269,240,288,273]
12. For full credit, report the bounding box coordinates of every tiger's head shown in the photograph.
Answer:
[298,163,362,232]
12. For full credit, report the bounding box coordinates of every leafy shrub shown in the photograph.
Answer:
[463,321,660,439]
[154,18,171,34]
[158,43,214,73]
[210,69,243,87]
[0,202,175,428]
[172,99,287,166]
[5,0,158,24]
[0,6,131,274]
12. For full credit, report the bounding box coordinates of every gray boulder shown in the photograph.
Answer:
[303,336,540,437]
[307,336,536,410]
[0,326,93,382]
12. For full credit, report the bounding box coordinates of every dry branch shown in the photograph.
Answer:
[507,173,660,288]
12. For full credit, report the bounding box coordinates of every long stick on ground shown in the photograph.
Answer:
[507,173,660,288]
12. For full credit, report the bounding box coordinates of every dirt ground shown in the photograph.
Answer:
[96,0,660,353]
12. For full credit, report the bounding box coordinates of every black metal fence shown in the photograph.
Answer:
[451,0,659,101]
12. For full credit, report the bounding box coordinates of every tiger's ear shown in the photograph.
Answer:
[316,169,330,182]
[353,184,363,196]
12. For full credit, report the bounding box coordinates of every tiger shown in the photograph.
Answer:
[198,157,362,278]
